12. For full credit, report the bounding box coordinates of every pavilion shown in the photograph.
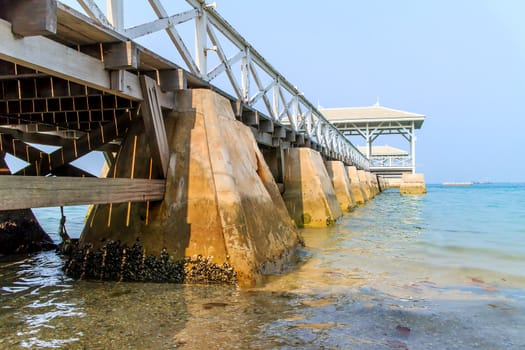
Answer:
[320,103,425,178]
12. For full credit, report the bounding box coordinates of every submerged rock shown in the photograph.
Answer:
[0,209,56,255]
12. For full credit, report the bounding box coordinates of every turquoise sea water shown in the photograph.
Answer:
[1,183,524,349]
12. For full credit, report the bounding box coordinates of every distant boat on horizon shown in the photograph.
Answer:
[442,182,473,186]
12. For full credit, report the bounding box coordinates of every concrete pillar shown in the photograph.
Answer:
[346,166,367,205]
[368,172,380,196]
[387,178,402,189]
[325,160,356,212]
[79,89,302,286]
[282,148,343,228]
[358,170,373,200]
[377,176,386,191]
[400,173,427,195]
[260,144,285,193]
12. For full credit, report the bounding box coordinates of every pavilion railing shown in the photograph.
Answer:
[369,156,412,168]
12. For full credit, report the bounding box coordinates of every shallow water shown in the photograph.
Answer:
[1,184,524,349]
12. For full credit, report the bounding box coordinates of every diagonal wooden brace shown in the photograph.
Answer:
[139,75,169,178]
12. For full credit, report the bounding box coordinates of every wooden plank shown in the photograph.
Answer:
[0,0,57,36]
[139,75,169,178]
[0,176,165,210]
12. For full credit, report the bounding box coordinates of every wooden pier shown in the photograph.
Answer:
[0,0,407,285]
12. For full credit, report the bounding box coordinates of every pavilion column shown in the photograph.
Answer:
[410,121,416,173]
[366,124,372,159]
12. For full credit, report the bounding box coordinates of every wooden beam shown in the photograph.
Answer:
[250,127,273,147]
[285,130,296,142]
[230,99,242,118]
[97,142,121,154]
[159,68,187,92]
[0,18,118,96]
[242,111,259,127]
[51,164,96,178]
[273,125,287,139]
[259,119,273,133]
[0,127,71,146]
[0,133,46,166]
[15,112,132,175]
[104,41,139,70]
[0,176,165,210]
[0,18,170,108]
[0,0,57,36]
[0,150,10,175]
[139,75,169,178]
[295,133,305,146]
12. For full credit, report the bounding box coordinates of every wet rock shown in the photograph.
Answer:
[0,209,56,255]
[63,240,237,284]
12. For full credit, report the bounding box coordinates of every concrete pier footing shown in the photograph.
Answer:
[282,148,343,228]
[400,173,427,194]
[346,166,367,205]
[80,89,302,286]
[377,177,387,191]
[325,161,356,212]
[357,170,373,201]
[367,173,380,196]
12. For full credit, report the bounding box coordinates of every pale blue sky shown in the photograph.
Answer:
[212,1,525,183]
[60,1,525,183]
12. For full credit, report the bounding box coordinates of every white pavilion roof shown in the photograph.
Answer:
[320,104,425,129]
[357,145,408,156]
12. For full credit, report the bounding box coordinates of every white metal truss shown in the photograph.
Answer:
[69,0,369,169]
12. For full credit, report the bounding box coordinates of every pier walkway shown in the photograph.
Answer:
[0,0,416,285]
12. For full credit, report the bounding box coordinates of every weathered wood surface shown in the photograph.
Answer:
[0,176,165,210]
[0,0,57,36]
[14,111,132,176]
[139,75,169,177]
[0,18,116,97]
[0,18,173,107]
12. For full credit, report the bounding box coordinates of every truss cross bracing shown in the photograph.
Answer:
[53,0,368,169]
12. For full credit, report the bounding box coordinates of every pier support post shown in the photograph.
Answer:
[400,173,427,195]
[325,161,356,212]
[346,166,367,205]
[282,148,343,227]
[80,89,301,286]
[260,144,285,193]
[368,172,380,196]
[357,170,373,201]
